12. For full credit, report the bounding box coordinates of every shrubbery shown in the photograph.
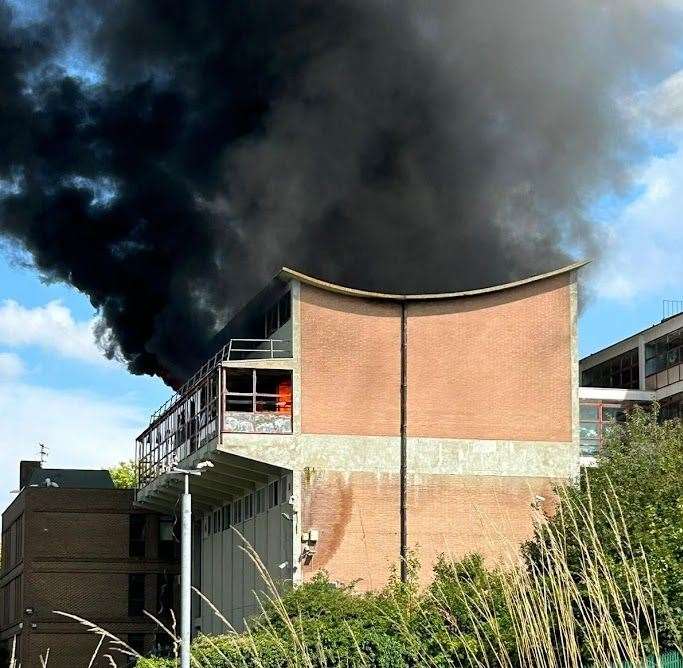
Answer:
[136,408,682,667]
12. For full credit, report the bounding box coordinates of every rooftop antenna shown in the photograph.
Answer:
[38,443,49,466]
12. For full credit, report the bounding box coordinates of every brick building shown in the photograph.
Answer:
[135,262,584,633]
[579,306,683,461]
[0,462,179,667]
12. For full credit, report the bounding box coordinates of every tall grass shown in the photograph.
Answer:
[21,485,678,667]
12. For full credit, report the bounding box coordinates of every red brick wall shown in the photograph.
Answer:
[299,273,573,443]
[300,284,402,436]
[407,273,572,441]
[301,470,557,589]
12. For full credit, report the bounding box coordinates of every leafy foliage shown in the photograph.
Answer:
[109,459,137,488]
[524,405,683,649]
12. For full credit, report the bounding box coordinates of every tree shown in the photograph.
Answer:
[525,405,683,650]
[110,459,137,488]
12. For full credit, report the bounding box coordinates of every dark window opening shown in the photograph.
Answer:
[268,480,279,509]
[265,292,291,338]
[233,498,243,524]
[156,573,176,619]
[128,574,146,616]
[255,488,265,515]
[244,494,254,520]
[222,504,232,530]
[129,515,146,558]
[581,348,639,390]
[158,516,178,561]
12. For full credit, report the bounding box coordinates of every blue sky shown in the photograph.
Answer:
[2,7,683,510]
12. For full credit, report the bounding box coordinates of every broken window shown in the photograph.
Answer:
[224,369,293,415]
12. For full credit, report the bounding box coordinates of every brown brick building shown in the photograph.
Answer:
[135,262,583,632]
[0,462,179,667]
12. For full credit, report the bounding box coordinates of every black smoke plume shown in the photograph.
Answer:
[0,0,679,386]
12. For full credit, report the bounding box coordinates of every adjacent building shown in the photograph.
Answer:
[0,462,179,668]
[135,261,584,633]
[579,307,683,460]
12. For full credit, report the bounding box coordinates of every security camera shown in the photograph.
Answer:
[196,461,214,469]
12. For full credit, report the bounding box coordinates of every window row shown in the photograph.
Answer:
[581,348,639,390]
[0,574,22,628]
[204,476,292,537]
[645,327,683,385]
[0,515,23,574]
[129,514,178,560]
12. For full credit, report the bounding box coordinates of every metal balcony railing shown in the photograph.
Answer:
[137,338,293,488]
[149,338,292,423]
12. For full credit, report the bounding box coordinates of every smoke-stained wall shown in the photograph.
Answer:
[0,1,681,385]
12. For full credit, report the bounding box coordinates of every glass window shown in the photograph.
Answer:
[580,404,598,421]
[129,515,146,558]
[128,574,146,616]
[582,348,639,389]
[255,488,265,515]
[268,480,280,509]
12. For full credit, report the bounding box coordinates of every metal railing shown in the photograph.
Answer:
[662,299,683,321]
[149,338,292,423]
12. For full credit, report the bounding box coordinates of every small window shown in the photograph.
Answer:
[156,573,176,617]
[244,494,254,520]
[280,476,289,505]
[222,504,231,530]
[255,488,265,515]
[233,498,243,524]
[268,480,279,509]
[128,574,146,616]
[129,515,146,558]
[213,510,220,534]
[158,516,177,561]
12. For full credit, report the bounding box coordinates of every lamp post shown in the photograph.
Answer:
[166,461,213,668]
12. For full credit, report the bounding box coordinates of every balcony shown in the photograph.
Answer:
[136,339,293,488]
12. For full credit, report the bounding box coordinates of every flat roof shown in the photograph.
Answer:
[27,468,114,489]
[581,310,683,365]
[279,260,588,301]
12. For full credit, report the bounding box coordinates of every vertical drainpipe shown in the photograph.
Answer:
[400,300,408,583]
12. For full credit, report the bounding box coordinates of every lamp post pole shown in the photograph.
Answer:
[180,472,192,668]
[165,461,212,668]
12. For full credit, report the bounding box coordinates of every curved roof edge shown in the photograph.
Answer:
[278,260,590,301]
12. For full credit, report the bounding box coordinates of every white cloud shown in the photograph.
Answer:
[0,299,116,366]
[0,379,143,508]
[593,68,683,301]
[629,69,683,134]
[0,352,25,380]
[594,147,683,300]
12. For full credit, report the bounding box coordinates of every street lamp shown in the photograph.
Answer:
[166,460,213,668]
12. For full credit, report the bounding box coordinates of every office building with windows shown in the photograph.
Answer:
[135,261,584,633]
[579,305,683,460]
[0,462,179,668]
